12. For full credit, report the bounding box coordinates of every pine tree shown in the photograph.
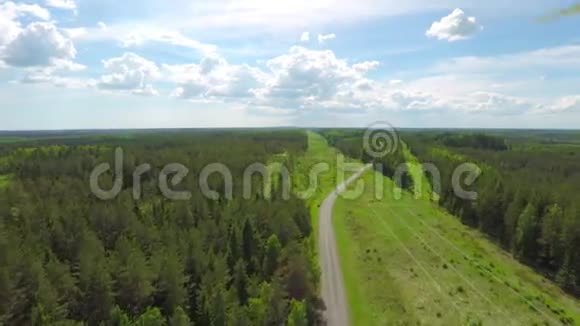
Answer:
[135,307,166,326]
[539,204,564,270]
[242,219,256,274]
[263,235,281,279]
[76,231,114,324]
[515,202,540,262]
[169,306,191,326]
[156,252,188,316]
[233,260,249,305]
[115,237,155,316]
[287,300,308,326]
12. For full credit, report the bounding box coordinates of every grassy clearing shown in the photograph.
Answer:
[293,131,360,242]
[332,159,580,325]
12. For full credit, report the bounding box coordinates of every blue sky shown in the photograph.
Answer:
[1,0,580,130]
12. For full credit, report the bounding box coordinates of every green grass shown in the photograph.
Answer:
[293,131,360,241]
[330,149,580,325]
[0,174,11,189]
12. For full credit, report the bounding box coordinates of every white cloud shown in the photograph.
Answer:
[0,13,20,47]
[167,46,381,110]
[46,58,85,72]
[132,84,159,96]
[260,46,359,102]
[538,96,580,114]
[2,22,77,67]
[97,21,107,31]
[166,54,267,100]
[62,27,87,39]
[317,33,336,44]
[300,31,310,42]
[386,90,439,111]
[1,2,50,20]
[45,0,77,11]
[121,29,217,54]
[453,91,531,115]
[163,45,549,116]
[0,1,51,46]
[66,24,217,55]
[352,61,379,73]
[426,8,482,42]
[98,52,160,95]
[253,46,380,110]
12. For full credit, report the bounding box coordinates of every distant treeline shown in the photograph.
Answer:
[321,130,414,190]
[324,129,580,297]
[434,133,509,151]
[0,131,322,325]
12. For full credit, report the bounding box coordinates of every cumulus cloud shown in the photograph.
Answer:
[166,46,383,110]
[164,45,541,116]
[98,53,160,95]
[300,32,310,42]
[1,1,50,20]
[45,0,77,11]
[253,46,380,110]
[0,14,20,47]
[260,46,358,101]
[2,22,77,67]
[352,61,379,73]
[317,33,336,44]
[0,5,86,89]
[166,54,267,100]
[426,8,482,42]
[0,1,51,46]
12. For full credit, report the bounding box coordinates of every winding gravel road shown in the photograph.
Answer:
[319,164,372,326]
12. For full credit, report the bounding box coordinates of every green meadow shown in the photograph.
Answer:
[308,135,580,325]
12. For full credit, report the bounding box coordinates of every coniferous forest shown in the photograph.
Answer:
[0,130,322,325]
[2,128,580,325]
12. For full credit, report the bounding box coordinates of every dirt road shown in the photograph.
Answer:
[319,164,372,326]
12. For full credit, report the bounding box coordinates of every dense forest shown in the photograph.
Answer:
[0,131,322,325]
[322,129,580,297]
